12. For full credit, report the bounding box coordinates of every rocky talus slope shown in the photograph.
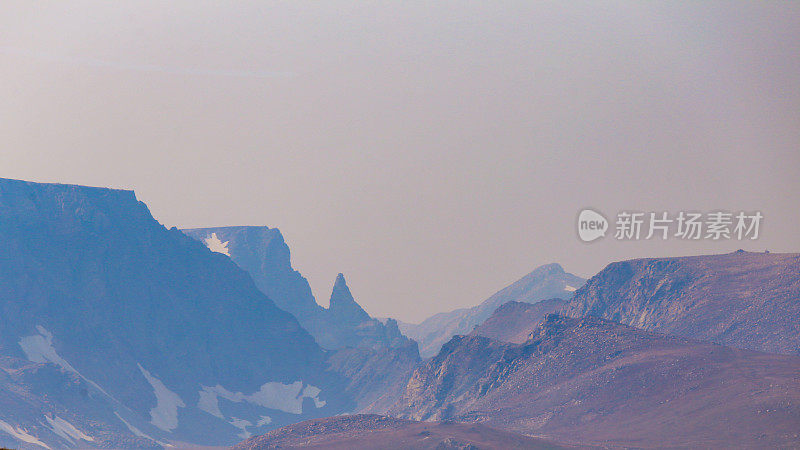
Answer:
[563,251,800,355]
[390,315,800,448]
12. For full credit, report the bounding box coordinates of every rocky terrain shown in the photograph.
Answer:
[0,178,352,447]
[183,227,415,352]
[0,355,160,449]
[232,414,567,449]
[182,227,422,416]
[400,264,585,357]
[563,251,800,355]
[3,177,800,449]
[390,315,800,448]
[470,299,568,344]
[326,343,421,414]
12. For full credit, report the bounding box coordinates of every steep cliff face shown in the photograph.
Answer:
[400,264,585,357]
[390,315,800,448]
[563,251,800,355]
[325,342,421,414]
[181,226,322,323]
[183,227,416,352]
[0,178,345,447]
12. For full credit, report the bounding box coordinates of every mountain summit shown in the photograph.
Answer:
[400,263,585,357]
[182,227,414,352]
[328,273,371,325]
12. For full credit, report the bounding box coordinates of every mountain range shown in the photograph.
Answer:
[0,178,386,448]
[1,177,798,449]
[247,251,800,448]
[399,264,585,357]
[182,227,414,351]
[390,314,800,447]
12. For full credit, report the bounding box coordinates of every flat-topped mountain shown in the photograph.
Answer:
[390,314,800,448]
[0,178,348,447]
[183,226,416,352]
[563,251,800,355]
[400,264,585,357]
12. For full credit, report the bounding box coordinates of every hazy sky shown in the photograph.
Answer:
[2,2,799,322]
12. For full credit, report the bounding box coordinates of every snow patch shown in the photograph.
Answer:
[197,389,258,437]
[18,326,114,399]
[228,418,253,439]
[197,389,224,419]
[256,416,272,427]
[301,384,326,408]
[113,412,149,439]
[0,418,50,449]
[199,381,324,416]
[197,381,323,435]
[44,415,94,444]
[138,364,186,432]
[248,381,312,414]
[204,233,230,256]
[113,412,171,448]
[564,285,577,292]
[19,326,79,373]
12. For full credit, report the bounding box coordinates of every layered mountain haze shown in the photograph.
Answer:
[2,177,798,449]
[563,251,800,355]
[390,315,800,448]
[0,178,352,447]
[400,264,585,357]
[387,252,800,447]
[183,227,416,352]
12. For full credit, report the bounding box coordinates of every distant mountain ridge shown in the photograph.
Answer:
[182,226,416,352]
[399,264,585,357]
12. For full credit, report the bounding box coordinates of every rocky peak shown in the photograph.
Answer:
[328,273,371,325]
[533,262,565,275]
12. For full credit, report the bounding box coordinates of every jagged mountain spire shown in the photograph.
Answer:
[328,273,371,324]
